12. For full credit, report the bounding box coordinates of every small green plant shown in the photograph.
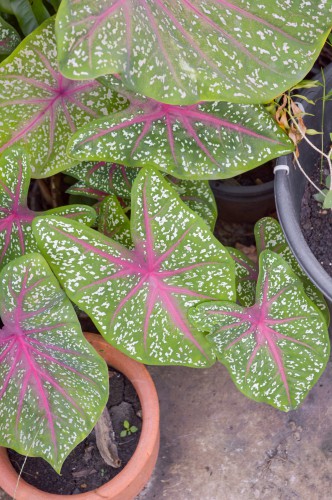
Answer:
[120,420,138,438]
[314,174,332,209]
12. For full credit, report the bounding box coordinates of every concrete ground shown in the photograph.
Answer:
[137,358,332,500]
[1,352,332,500]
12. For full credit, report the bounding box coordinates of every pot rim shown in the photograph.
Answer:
[0,332,160,500]
[274,63,332,302]
[210,179,274,197]
[275,168,332,301]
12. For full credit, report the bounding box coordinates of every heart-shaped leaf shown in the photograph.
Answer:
[189,250,330,411]
[226,247,258,308]
[167,176,217,230]
[55,0,332,105]
[67,160,217,229]
[33,168,236,367]
[98,195,132,248]
[68,76,293,180]
[67,180,111,202]
[0,145,96,271]
[0,16,20,58]
[67,161,139,200]
[0,17,127,178]
[0,253,109,472]
[255,217,329,325]
[226,218,329,325]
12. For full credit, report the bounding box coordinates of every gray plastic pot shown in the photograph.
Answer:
[274,63,332,304]
[210,177,275,224]
[210,175,275,224]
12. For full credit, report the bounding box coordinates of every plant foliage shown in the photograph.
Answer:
[190,251,330,411]
[0,146,96,271]
[56,0,332,105]
[33,168,236,367]
[0,253,109,471]
[0,17,126,177]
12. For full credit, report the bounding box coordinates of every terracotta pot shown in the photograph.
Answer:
[0,333,160,500]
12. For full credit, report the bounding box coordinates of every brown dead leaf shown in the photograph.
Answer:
[95,406,121,468]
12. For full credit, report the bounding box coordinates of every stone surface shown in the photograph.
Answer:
[137,358,332,500]
[2,357,332,499]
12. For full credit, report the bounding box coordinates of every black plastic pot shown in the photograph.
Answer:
[210,176,275,224]
[274,63,332,303]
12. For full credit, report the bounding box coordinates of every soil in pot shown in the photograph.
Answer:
[8,367,142,495]
[300,159,332,278]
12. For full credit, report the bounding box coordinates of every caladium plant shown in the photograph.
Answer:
[0,0,330,479]
[97,194,132,248]
[0,0,53,36]
[68,75,294,180]
[0,253,109,471]
[226,247,258,308]
[254,217,330,325]
[33,168,236,367]
[67,161,139,201]
[189,250,330,411]
[228,217,329,324]
[0,16,127,178]
[0,16,20,60]
[0,145,96,271]
[66,160,217,229]
[55,0,332,105]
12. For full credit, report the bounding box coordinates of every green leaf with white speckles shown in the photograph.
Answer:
[68,76,293,180]
[67,161,139,201]
[254,217,330,326]
[0,145,96,271]
[190,250,330,411]
[226,247,258,308]
[66,180,110,204]
[0,16,20,58]
[0,17,127,178]
[167,176,217,230]
[0,253,109,472]
[67,160,217,229]
[98,195,132,248]
[55,0,332,105]
[33,168,236,367]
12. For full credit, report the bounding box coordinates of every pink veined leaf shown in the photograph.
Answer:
[0,17,127,178]
[56,0,332,105]
[97,195,132,248]
[66,181,110,203]
[254,217,329,325]
[67,161,139,200]
[226,247,258,308]
[0,145,96,271]
[0,253,109,472]
[189,250,330,411]
[0,17,20,56]
[67,161,217,229]
[33,167,236,367]
[68,76,294,180]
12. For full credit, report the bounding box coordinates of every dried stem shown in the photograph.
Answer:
[287,95,332,198]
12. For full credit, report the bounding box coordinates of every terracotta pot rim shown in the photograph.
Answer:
[0,332,160,500]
